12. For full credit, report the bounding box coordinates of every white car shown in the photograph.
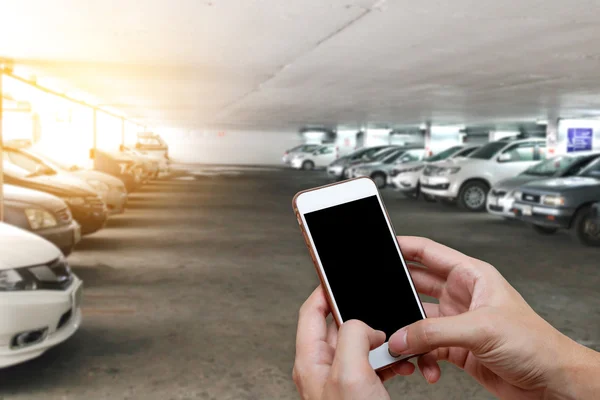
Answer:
[290,145,339,170]
[282,144,322,164]
[389,145,480,197]
[353,148,426,188]
[420,138,547,211]
[0,223,83,368]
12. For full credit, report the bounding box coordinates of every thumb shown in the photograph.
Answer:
[334,320,386,367]
[389,310,498,355]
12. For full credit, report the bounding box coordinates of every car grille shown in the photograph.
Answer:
[521,192,541,204]
[489,205,504,212]
[55,207,72,225]
[491,190,507,197]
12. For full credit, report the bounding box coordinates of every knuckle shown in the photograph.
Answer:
[416,320,438,349]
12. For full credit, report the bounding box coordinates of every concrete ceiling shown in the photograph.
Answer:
[2,0,600,131]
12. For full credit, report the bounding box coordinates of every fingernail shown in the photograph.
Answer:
[389,328,408,353]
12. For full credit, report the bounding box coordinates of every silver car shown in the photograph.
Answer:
[282,144,322,164]
[353,148,426,188]
[25,148,128,215]
[487,153,600,218]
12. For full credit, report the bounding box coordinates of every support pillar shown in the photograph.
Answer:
[0,71,4,222]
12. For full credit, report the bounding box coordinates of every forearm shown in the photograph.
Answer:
[545,338,600,400]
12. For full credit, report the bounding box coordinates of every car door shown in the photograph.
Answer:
[314,146,337,167]
[495,141,546,184]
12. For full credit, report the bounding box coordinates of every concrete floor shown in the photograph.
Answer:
[0,167,598,400]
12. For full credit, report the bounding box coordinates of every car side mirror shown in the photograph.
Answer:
[498,153,512,162]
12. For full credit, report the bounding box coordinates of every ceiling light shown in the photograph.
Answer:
[536,119,548,125]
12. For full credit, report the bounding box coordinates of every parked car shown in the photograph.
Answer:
[420,138,546,211]
[0,222,83,368]
[135,132,169,160]
[326,145,396,180]
[512,157,600,246]
[290,144,339,170]
[353,148,426,188]
[3,184,82,256]
[11,147,128,215]
[282,144,322,164]
[119,147,160,181]
[2,156,108,235]
[487,153,600,218]
[343,147,406,180]
[390,145,480,197]
[94,149,144,191]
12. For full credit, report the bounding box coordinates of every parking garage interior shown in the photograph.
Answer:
[1,1,600,400]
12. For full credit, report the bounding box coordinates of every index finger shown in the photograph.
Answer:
[296,286,332,352]
[397,236,472,277]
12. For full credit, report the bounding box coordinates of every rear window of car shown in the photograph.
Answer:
[469,142,509,160]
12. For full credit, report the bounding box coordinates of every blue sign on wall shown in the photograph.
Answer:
[567,128,593,153]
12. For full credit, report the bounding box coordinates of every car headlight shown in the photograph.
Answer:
[397,165,425,174]
[64,197,85,206]
[437,167,461,176]
[542,195,565,207]
[513,191,522,200]
[87,179,110,194]
[24,209,58,230]
[0,269,37,291]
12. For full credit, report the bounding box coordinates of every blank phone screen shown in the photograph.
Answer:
[304,195,424,339]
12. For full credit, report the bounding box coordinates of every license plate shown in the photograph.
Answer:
[522,205,533,216]
[73,283,83,309]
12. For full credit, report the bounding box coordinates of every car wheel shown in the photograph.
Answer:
[371,173,386,189]
[572,206,600,247]
[302,160,315,171]
[458,181,489,212]
[532,225,558,235]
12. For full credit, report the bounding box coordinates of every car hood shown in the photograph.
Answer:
[358,161,385,169]
[7,173,96,197]
[521,176,600,192]
[70,170,125,188]
[3,184,67,211]
[433,158,486,169]
[395,161,425,169]
[0,223,60,270]
[493,174,544,192]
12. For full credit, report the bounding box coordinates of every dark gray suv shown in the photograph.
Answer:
[512,156,600,246]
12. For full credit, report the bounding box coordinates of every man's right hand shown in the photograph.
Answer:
[388,237,600,400]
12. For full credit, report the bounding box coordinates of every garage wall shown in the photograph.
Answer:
[159,129,304,165]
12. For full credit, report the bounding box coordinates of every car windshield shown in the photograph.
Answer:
[2,152,31,178]
[578,158,600,179]
[350,146,389,161]
[468,141,509,160]
[381,150,405,164]
[523,155,583,177]
[425,146,463,162]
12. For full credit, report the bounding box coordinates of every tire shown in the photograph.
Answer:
[532,225,558,235]
[458,181,489,212]
[302,160,315,171]
[371,173,386,189]
[571,206,600,247]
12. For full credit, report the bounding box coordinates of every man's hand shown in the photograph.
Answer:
[389,236,600,400]
[293,287,413,400]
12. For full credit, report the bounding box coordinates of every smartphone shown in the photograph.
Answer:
[293,177,426,371]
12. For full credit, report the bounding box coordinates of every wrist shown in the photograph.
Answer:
[545,336,600,400]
